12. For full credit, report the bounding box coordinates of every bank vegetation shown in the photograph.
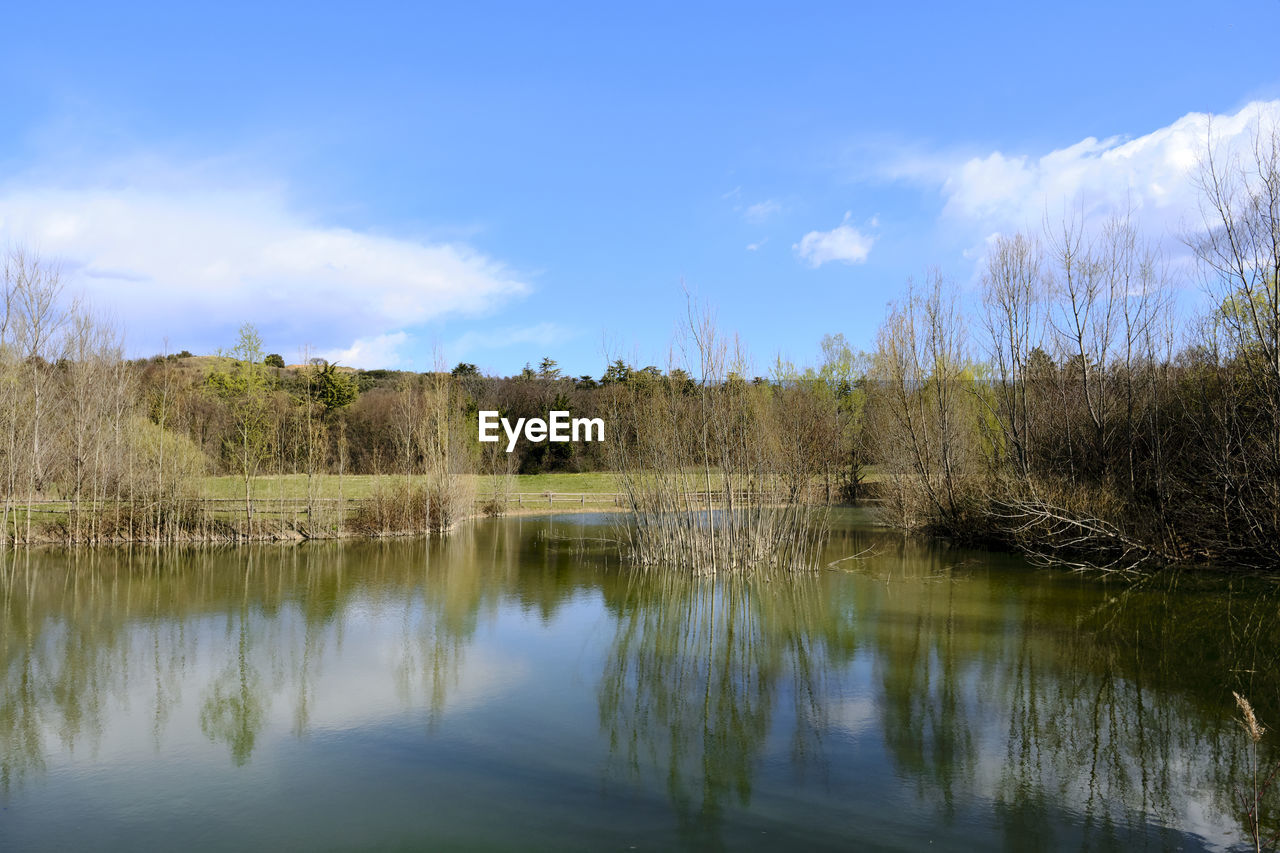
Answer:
[867,124,1280,572]
[1,124,1278,573]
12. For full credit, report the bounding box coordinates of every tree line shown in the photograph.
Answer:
[1,123,1277,567]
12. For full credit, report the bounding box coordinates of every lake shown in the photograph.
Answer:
[1,509,1276,851]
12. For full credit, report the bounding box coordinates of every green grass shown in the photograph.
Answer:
[486,471,620,494]
[199,471,622,500]
[200,467,880,502]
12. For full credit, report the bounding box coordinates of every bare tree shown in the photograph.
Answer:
[1191,117,1280,551]
[980,232,1044,480]
[1046,213,1116,478]
[6,250,70,541]
[870,271,974,530]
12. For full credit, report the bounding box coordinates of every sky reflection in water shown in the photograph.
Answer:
[1,510,1276,851]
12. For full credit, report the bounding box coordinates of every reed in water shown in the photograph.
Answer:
[603,304,830,574]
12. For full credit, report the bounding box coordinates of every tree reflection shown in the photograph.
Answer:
[0,553,47,791]
[1,515,1279,850]
[199,603,265,766]
[0,527,570,776]
[597,569,857,847]
[852,534,1280,848]
[862,544,977,816]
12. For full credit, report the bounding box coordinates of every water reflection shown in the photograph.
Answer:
[597,570,856,846]
[847,539,1280,849]
[0,514,1276,850]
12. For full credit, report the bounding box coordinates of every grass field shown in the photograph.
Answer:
[199,471,624,500]
[4,468,873,541]
[199,469,880,502]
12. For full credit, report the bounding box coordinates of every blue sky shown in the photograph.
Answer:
[2,1,1278,375]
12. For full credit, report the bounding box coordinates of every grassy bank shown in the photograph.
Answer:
[8,472,631,544]
[199,471,625,500]
[3,470,877,546]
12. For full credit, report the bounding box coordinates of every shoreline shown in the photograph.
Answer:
[1,501,633,549]
[5,497,1264,577]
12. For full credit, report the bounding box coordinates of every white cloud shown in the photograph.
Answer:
[793,212,875,267]
[743,199,782,224]
[934,100,1280,238]
[746,239,767,252]
[318,332,409,369]
[0,176,529,359]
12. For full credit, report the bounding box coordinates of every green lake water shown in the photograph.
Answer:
[1,509,1277,851]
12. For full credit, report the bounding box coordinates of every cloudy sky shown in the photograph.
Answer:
[2,1,1278,374]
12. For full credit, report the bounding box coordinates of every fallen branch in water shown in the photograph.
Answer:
[826,546,878,569]
[988,496,1169,574]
